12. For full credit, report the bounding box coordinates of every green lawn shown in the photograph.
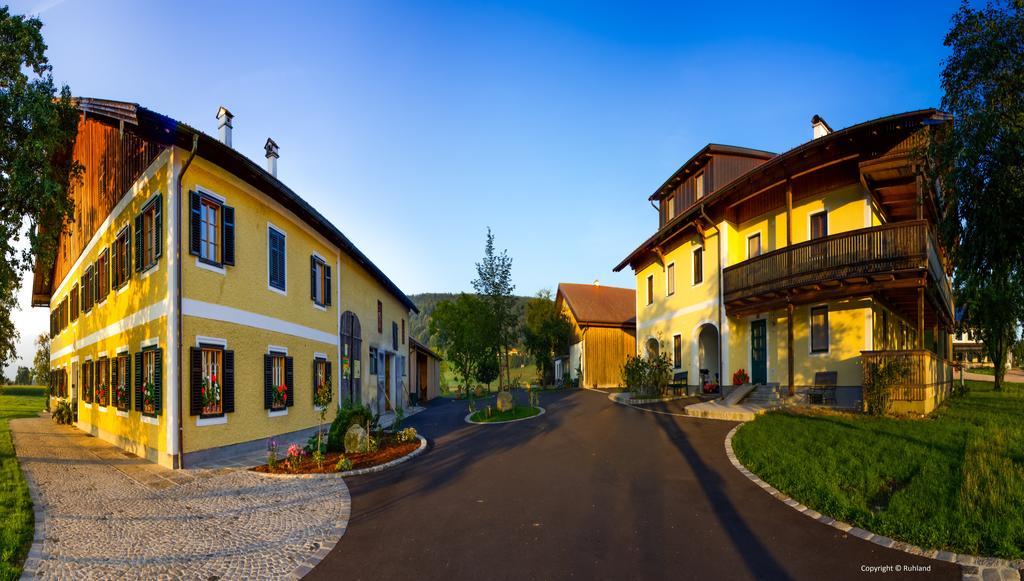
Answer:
[0,386,45,580]
[469,405,541,423]
[733,380,1024,559]
[967,366,995,375]
[441,363,540,395]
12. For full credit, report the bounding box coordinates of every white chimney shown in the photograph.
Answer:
[593,279,600,287]
[264,137,279,177]
[216,106,233,147]
[812,114,832,139]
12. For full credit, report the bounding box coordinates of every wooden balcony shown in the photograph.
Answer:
[861,349,954,403]
[723,220,953,324]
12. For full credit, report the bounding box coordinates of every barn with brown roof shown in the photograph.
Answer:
[555,282,637,388]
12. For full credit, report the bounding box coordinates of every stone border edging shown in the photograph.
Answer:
[253,435,428,479]
[19,432,48,580]
[286,487,351,580]
[723,424,1024,577]
[464,406,546,425]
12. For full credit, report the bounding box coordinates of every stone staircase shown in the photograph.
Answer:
[744,383,784,405]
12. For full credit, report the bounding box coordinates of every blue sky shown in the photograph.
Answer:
[6,0,959,375]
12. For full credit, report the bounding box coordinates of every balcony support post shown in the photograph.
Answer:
[787,301,795,396]
[917,284,925,349]
[786,179,793,277]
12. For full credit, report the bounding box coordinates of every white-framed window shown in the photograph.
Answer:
[311,254,331,308]
[666,263,676,296]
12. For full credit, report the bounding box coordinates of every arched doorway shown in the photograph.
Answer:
[697,323,720,386]
[646,337,660,358]
[340,312,362,403]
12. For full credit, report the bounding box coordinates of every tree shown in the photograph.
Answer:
[928,0,1024,390]
[472,228,517,389]
[14,366,31,385]
[430,294,498,396]
[523,289,572,385]
[31,333,50,387]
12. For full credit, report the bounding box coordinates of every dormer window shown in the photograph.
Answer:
[695,172,705,199]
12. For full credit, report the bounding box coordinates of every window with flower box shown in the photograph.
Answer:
[95,357,110,407]
[134,346,162,416]
[112,352,131,411]
[189,343,234,417]
[82,359,94,404]
[264,350,293,411]
[313,356,332,407]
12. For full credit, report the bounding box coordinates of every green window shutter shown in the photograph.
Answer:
[264,354,273,409]
[189,347,202,416]
[134,214,143,272]
[153,348,163,414]
[222,205,235,266]
[134,352,143,411]
[325,265,332,306]
[188,191,201,256]
[153,195,163,259]
[223,350,235,413]
[285,356,294,407]
[310,256,317,302]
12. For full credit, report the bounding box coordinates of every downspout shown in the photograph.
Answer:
[176,134,198,469]
[716,209,725,389]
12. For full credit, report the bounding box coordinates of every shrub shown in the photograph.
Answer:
[335,456,352,471]
[52,399,73,425]
[396,427,418,443]
[863,356,911,416]
[623,353,672,397]
[327,402,376,452]
[305,432,327,455]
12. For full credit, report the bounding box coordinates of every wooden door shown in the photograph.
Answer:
[418,357,428,402]
[751,320,767,384]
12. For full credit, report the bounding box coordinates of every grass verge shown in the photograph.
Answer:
[732,380,1024,559]
[0,386,46,580]
[469,405,541,423]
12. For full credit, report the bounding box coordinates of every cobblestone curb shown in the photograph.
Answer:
[464,406,546,425]
[253,435,429,479]
[724,425,1023,581]
[19,450,48,580]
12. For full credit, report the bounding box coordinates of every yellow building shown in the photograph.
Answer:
[36,99,419,467]
[615,111,955,414]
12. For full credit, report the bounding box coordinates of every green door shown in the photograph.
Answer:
[751,320,767,384]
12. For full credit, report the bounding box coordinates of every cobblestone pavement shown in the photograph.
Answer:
[12,416,350,580]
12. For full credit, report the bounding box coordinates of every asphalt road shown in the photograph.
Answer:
[308,389,958,581]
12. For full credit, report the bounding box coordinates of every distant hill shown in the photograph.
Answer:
[409,293,535,349]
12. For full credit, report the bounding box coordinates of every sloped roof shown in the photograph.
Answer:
[557,283,636,328]
[34,98,417,313]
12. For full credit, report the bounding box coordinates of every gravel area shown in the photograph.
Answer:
[11,416,350,580]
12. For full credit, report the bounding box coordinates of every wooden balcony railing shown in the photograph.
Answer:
[723,220,952,312]
[860,349,954,401]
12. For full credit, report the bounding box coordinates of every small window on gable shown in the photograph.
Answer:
[310,256,331,307]
[135,195,162,273]
[665,196,675,220]
[113,226,131,289]
[695,172,705,199]
[748,233,761,259]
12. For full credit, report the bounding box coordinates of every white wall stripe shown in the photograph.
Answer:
[50,301,168,362]
[182,299,339,346]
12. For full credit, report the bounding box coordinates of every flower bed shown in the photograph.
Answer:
[252,439,419,475]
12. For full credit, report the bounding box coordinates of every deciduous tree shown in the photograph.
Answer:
[31,333,50,387]
[0,7,82,370]
[430,294,498,396]
[523,289,572,385]
[928,0,1024,390]
[472,228,517,389]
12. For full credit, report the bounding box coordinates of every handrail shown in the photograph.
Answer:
[723,220,945,305]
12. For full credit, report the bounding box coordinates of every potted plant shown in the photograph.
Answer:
[201,373,222,415]
[732,368,750,385]
[96,382,108,406]
[143,379,157,414]
[115,380,129,409]
[272,382,288,410]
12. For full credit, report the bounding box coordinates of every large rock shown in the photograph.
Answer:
[344,424,369,453]
[496,391,513,412]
